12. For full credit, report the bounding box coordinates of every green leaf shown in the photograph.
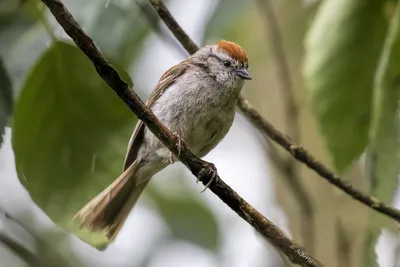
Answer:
[304,0,387,171]
[364,2,400,266]
[12,41,135,245]
[148,186,220,251]
[367,0,400,212]
[0,57,12,145]
[0,3,48,94]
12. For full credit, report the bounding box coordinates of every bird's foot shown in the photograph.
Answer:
[198,161,219,193]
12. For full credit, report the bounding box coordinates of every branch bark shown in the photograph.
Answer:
[41,0,322,266]
[147,0,400,224]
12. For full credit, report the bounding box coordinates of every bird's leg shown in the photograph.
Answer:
[198,161,219,193]
[169,132,182,164]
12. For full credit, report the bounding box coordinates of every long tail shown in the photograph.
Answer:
[73,160,149,241]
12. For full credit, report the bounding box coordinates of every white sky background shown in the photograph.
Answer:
[1,0,399,266]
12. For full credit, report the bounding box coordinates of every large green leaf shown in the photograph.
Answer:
[304,0,387,171]
[12,41,135,245]
[148,185,219,251]
[0,57,12,145]
[367,2,400,224]
[364,2,400,266]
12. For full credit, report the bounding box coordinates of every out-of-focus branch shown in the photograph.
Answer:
[255,0,314,251]
[256,0,299,141]
[147,0,400,224]
[335,219,352,267]
[394,243,400,267]
[0,210,40,266]
[0,232,40,266]
[0,209,71,267]
[0,210,76,267]
[40,0,322,266]
[237,97,400,222]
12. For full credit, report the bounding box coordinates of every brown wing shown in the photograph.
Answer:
[123,60,191,170]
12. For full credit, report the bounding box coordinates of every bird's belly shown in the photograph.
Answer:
[149,82,237,160]
[183,109,234,157]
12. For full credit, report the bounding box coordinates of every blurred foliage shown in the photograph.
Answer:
[12,41,134,244]
[2,0,228,258]
[0,0,49,94]
[149,187,219,251]
[202,0,248,43]
[0,6,36,54]
[304,1,400,266]
[35,228,84,267]
[0,212,83,267]
[85,0,153,67]
[304,0,388,172]
[365,2,400,266]
[367,0,400,225]
[1,0,400,267]
[0,57,12,145]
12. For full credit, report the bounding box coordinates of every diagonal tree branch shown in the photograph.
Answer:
[146,0,400,223]
[40,0,322,266]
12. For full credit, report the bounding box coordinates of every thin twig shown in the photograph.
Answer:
[148,0,198,54]
[135,1,188,58]
[255,0,314,251]
[146,0,400,224]
[40,0,322,266]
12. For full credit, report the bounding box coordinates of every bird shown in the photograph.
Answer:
[73,40,251,242]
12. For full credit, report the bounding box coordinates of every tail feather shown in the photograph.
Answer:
[73,160,149,241]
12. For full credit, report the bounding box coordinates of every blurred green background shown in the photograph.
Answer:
[1,0,400,266]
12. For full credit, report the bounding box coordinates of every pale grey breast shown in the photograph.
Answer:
[148,68,240,158]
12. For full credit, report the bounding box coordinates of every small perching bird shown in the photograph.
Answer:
[73,40,251,241]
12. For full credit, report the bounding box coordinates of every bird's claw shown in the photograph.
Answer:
[169,153,174,164]
[198,161,219,193]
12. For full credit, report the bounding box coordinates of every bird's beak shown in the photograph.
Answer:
[236,68,252,80]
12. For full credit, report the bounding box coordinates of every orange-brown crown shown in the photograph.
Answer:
[216,40,248,64]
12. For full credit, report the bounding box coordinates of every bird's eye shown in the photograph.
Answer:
[223,61,231,67]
